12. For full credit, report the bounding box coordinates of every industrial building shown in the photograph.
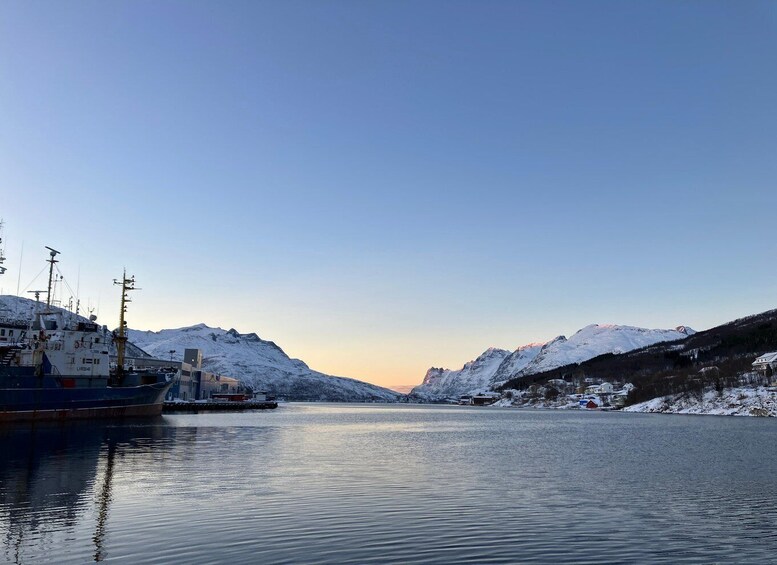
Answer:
[113,345,249,401]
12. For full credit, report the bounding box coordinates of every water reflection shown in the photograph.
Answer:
[1,422,99,562]
[92,437,116,562]
[0,419,175,564]
[2,407,777,564]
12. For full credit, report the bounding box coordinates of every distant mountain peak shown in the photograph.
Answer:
[182,323,212,331]
[543,335,567,347]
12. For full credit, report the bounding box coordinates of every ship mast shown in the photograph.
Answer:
[112,271,137,385]
[44,246,60,308]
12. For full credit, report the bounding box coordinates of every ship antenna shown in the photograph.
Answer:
[44,246,60,307]
[27,290,47,302]
[112,270,140,385]
[0,219,6,276]
[15,240,23,295]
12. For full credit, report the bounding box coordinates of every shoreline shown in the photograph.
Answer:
[486,385,777,417]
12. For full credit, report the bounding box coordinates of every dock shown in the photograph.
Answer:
[163,400,278,412]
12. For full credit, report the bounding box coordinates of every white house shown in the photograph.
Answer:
[753,352,777,376]
[584,382,614,396]
[599,382,614,394]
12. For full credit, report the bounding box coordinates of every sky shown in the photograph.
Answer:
[1,1,776,391]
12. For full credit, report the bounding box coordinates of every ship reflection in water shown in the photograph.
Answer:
[0,419,176,564]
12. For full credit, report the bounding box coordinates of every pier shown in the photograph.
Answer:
[163,400,278,412]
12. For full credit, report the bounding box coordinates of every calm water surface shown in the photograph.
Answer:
[2,404,777,564]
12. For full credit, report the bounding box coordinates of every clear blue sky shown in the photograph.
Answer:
[1,1,776,389]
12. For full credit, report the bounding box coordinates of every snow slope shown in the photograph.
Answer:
[414,347,511,400]
[623,386,777,417]
[127,324,402,402]
[490,343,546,386]
[0,294,82,324]
[412,324,694,400]
[515,324,694,378]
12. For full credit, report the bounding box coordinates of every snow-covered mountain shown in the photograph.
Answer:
[0,294,81,324]
[2,293,696,403]
[0,295,401,402]
[516,324,695,378]
[411,324,695,400]
[127,324,402,402]
[489,343,546,386]
[416,347,512,400]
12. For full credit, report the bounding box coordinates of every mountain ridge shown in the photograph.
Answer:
[498,308,777,405]
[411,323,695,400]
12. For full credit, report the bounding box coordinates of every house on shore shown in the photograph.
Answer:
[753,352,777,378]
[583,382,614,395]
[471,392,502,406]
[459,392,501,406]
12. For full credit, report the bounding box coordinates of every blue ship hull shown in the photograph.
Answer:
[0,367,173,422]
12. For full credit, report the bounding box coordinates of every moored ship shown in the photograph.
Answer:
[0,245,174,421]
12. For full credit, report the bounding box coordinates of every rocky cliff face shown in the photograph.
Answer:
[414,347,512,399]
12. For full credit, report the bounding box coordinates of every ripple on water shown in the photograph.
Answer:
[2,407,777,564]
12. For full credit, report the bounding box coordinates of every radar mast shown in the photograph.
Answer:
[44,246,60,308]
[112,271,139,386]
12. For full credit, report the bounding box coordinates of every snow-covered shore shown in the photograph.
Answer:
[490,385,777,417]
[623,386,777,417]
[491,395,580,410]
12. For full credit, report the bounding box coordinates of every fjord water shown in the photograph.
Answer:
[2,405,777,564]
